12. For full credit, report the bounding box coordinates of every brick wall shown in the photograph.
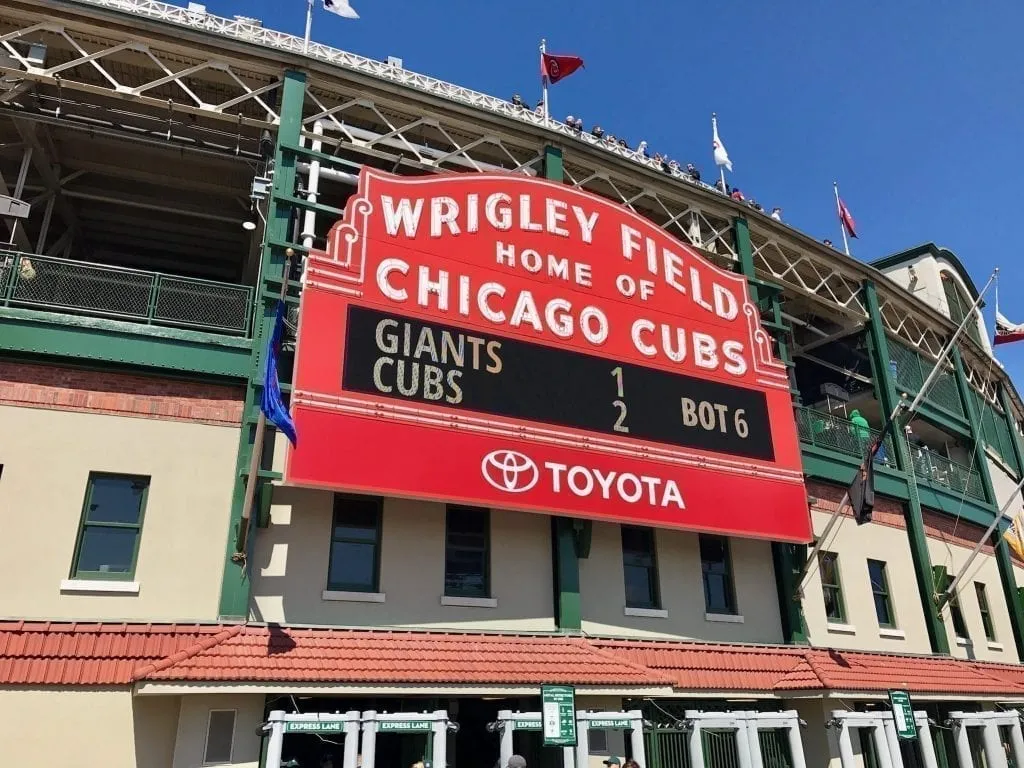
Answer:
[921,508,994,555]
[0,361,244,426]
[807,480,906,530]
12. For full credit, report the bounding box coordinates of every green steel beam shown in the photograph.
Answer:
[733,215,806,643]
[863,280,950,653]
[800,448,910,499]
[542,143,584,632]
[991,383,1024,657]
[0,307,252,378]
[217,70,307,620]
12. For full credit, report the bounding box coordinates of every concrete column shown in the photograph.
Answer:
[264,710,286,768]
[914,717,939,768]
[785,721,807,768]
[836,723,855,768]
[1008,718,1024,768]
[882,719,904,768]
[432,711,448,768]
[953,723,973,768]
[982,721,1009,768]
[872,724,894,768]
[361,711,378,768]
[734,721,753,768]
[498,711,514,767]
[344,712,360,768]
[688,724,705,768]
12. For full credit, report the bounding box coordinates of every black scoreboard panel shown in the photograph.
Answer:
[342,305,775,461]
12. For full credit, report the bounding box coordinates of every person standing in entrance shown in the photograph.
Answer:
[508,755,528,768]
[603,758,621,768]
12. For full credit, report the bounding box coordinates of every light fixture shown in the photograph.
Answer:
[242,220,257,231]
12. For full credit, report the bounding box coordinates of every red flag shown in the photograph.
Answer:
[837,198,858,239]
[995,312,1024,346]
[541,52,584,84]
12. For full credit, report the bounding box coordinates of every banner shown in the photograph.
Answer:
[286,169,811,542]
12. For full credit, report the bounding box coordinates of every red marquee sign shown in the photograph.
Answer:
[286,169,811,542]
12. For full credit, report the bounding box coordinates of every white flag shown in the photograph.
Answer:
[712,114,732,172]
[324,0,359,19]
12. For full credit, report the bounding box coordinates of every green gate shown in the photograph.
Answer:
[644,724,795,768]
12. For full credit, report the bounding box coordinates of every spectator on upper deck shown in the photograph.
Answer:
[591,125,604,139]
[512,93,525,109]
[686,163,701,182]
[823,238,834,248]
[771,207,783,221]
[715,178,728,194]
[637,140,649,158]
[730,188,745,201]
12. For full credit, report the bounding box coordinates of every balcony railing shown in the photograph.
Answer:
[796,407,897,466]
[796,406,986,502]
[909,446,986,502]
[1,252,253,336]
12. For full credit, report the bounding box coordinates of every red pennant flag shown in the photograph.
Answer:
[838,198,858,239]
[541,52,584,85]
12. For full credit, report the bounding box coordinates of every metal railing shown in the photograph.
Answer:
[795,407,897,466]
[0,251,253,336]
[795,407,986,502]
[908,445,986,502]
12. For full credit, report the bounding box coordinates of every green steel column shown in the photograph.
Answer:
[217,70,307,619]
[952,348,996,505]
[863,280,950,653]
[543,143,585,631]
[995,384,1024,658]
[733,216,807,643]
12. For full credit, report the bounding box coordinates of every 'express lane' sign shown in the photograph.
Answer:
[286,169,811,541]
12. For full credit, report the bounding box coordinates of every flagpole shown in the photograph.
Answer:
[713,113,727,193]
[794,269,999,595]
[834,181,850,256]
[540,39,549,122]
[303,0,313,54]
[234,249,294,559]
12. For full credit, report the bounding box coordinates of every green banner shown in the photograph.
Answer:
[541,685,577,747]
[378,720,432,732]
[888,690,917,740]
[285,721,346,734]
[588,719,632,729]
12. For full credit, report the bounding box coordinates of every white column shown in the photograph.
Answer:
[1008,717,1024,768]
[343,712,361,768]
[497,711,514,768]
[563,747,575,768]
[360,711,378,768]
[574,720,590,768]
[627,712,646,768]
[982,721,1009,768]
[264,710,286,768]
[883,718,905,768]
[432,711,448,768]
[836,722,856,768]
[688,723,706,768]
[914,716,939,768]
[733,721,754,768]
[953,722,972,768]
[742,718,763,768]
[785,721,808,768]
[871,724,894,768]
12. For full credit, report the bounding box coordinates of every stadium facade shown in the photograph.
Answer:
[2,2,1024,767]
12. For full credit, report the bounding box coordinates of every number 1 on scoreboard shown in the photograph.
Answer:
[611,366,629,433]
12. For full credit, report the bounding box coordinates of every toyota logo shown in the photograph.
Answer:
[481,449,539,493]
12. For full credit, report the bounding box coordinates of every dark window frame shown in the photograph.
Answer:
[943,575,969,640]
[975,582,996,642]
[867,559,896,629]
[818,551,846,623]
[326,494,383,593]
[70,472,150,581]
[444,505,491,599]
[700,534,737,615]
[621,525,661,610]
[203,709,236,765]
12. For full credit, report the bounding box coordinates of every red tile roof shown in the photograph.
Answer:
[4,622,1024,697]
[0,621,233,685]
[138,626,672,686]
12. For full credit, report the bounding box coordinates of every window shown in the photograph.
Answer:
[203,709,236,765]
[818,551,846,622]
[867,559,895,628]
[621,526,660,609]
[700,534,736,615]
[943,575,969,640]
[327,495,382,592]
[975,582,996,642]
[940,273,982,346]
[444,506,490,598]
[70,473,149,580]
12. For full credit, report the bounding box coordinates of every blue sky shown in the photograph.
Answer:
[228,0,1023,379]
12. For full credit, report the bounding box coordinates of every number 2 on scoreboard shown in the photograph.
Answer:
[611,366,629,433]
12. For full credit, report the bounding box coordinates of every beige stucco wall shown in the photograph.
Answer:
[172,693,265,768]
[251,487,556,631]
[578,521,783,643]
[802,510,931,654]
[928,535,1019,662]
[0,405,238,621]
[0,688,179,766]
[989,456,1023,514]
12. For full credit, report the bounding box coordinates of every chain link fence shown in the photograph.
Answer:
[1,251,253,335]
[795,407,896,465]
[888,338,964,417]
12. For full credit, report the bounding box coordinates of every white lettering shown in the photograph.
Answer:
[519,195,542,232]
[485,193,513,230]
[617,473,642,503]
[417,266,449,311]
[631,319,657,357]
[723,341,748,376]
[377,258,409,301]
[573,206,599,243]
[579,306,609,344]
[545,299,574,338]
[567,466,594,496]
[693,332,718,370]
[478,282,506,323]
[380,196,422,237]
[430,196,460,238]
[546,198,569,237]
